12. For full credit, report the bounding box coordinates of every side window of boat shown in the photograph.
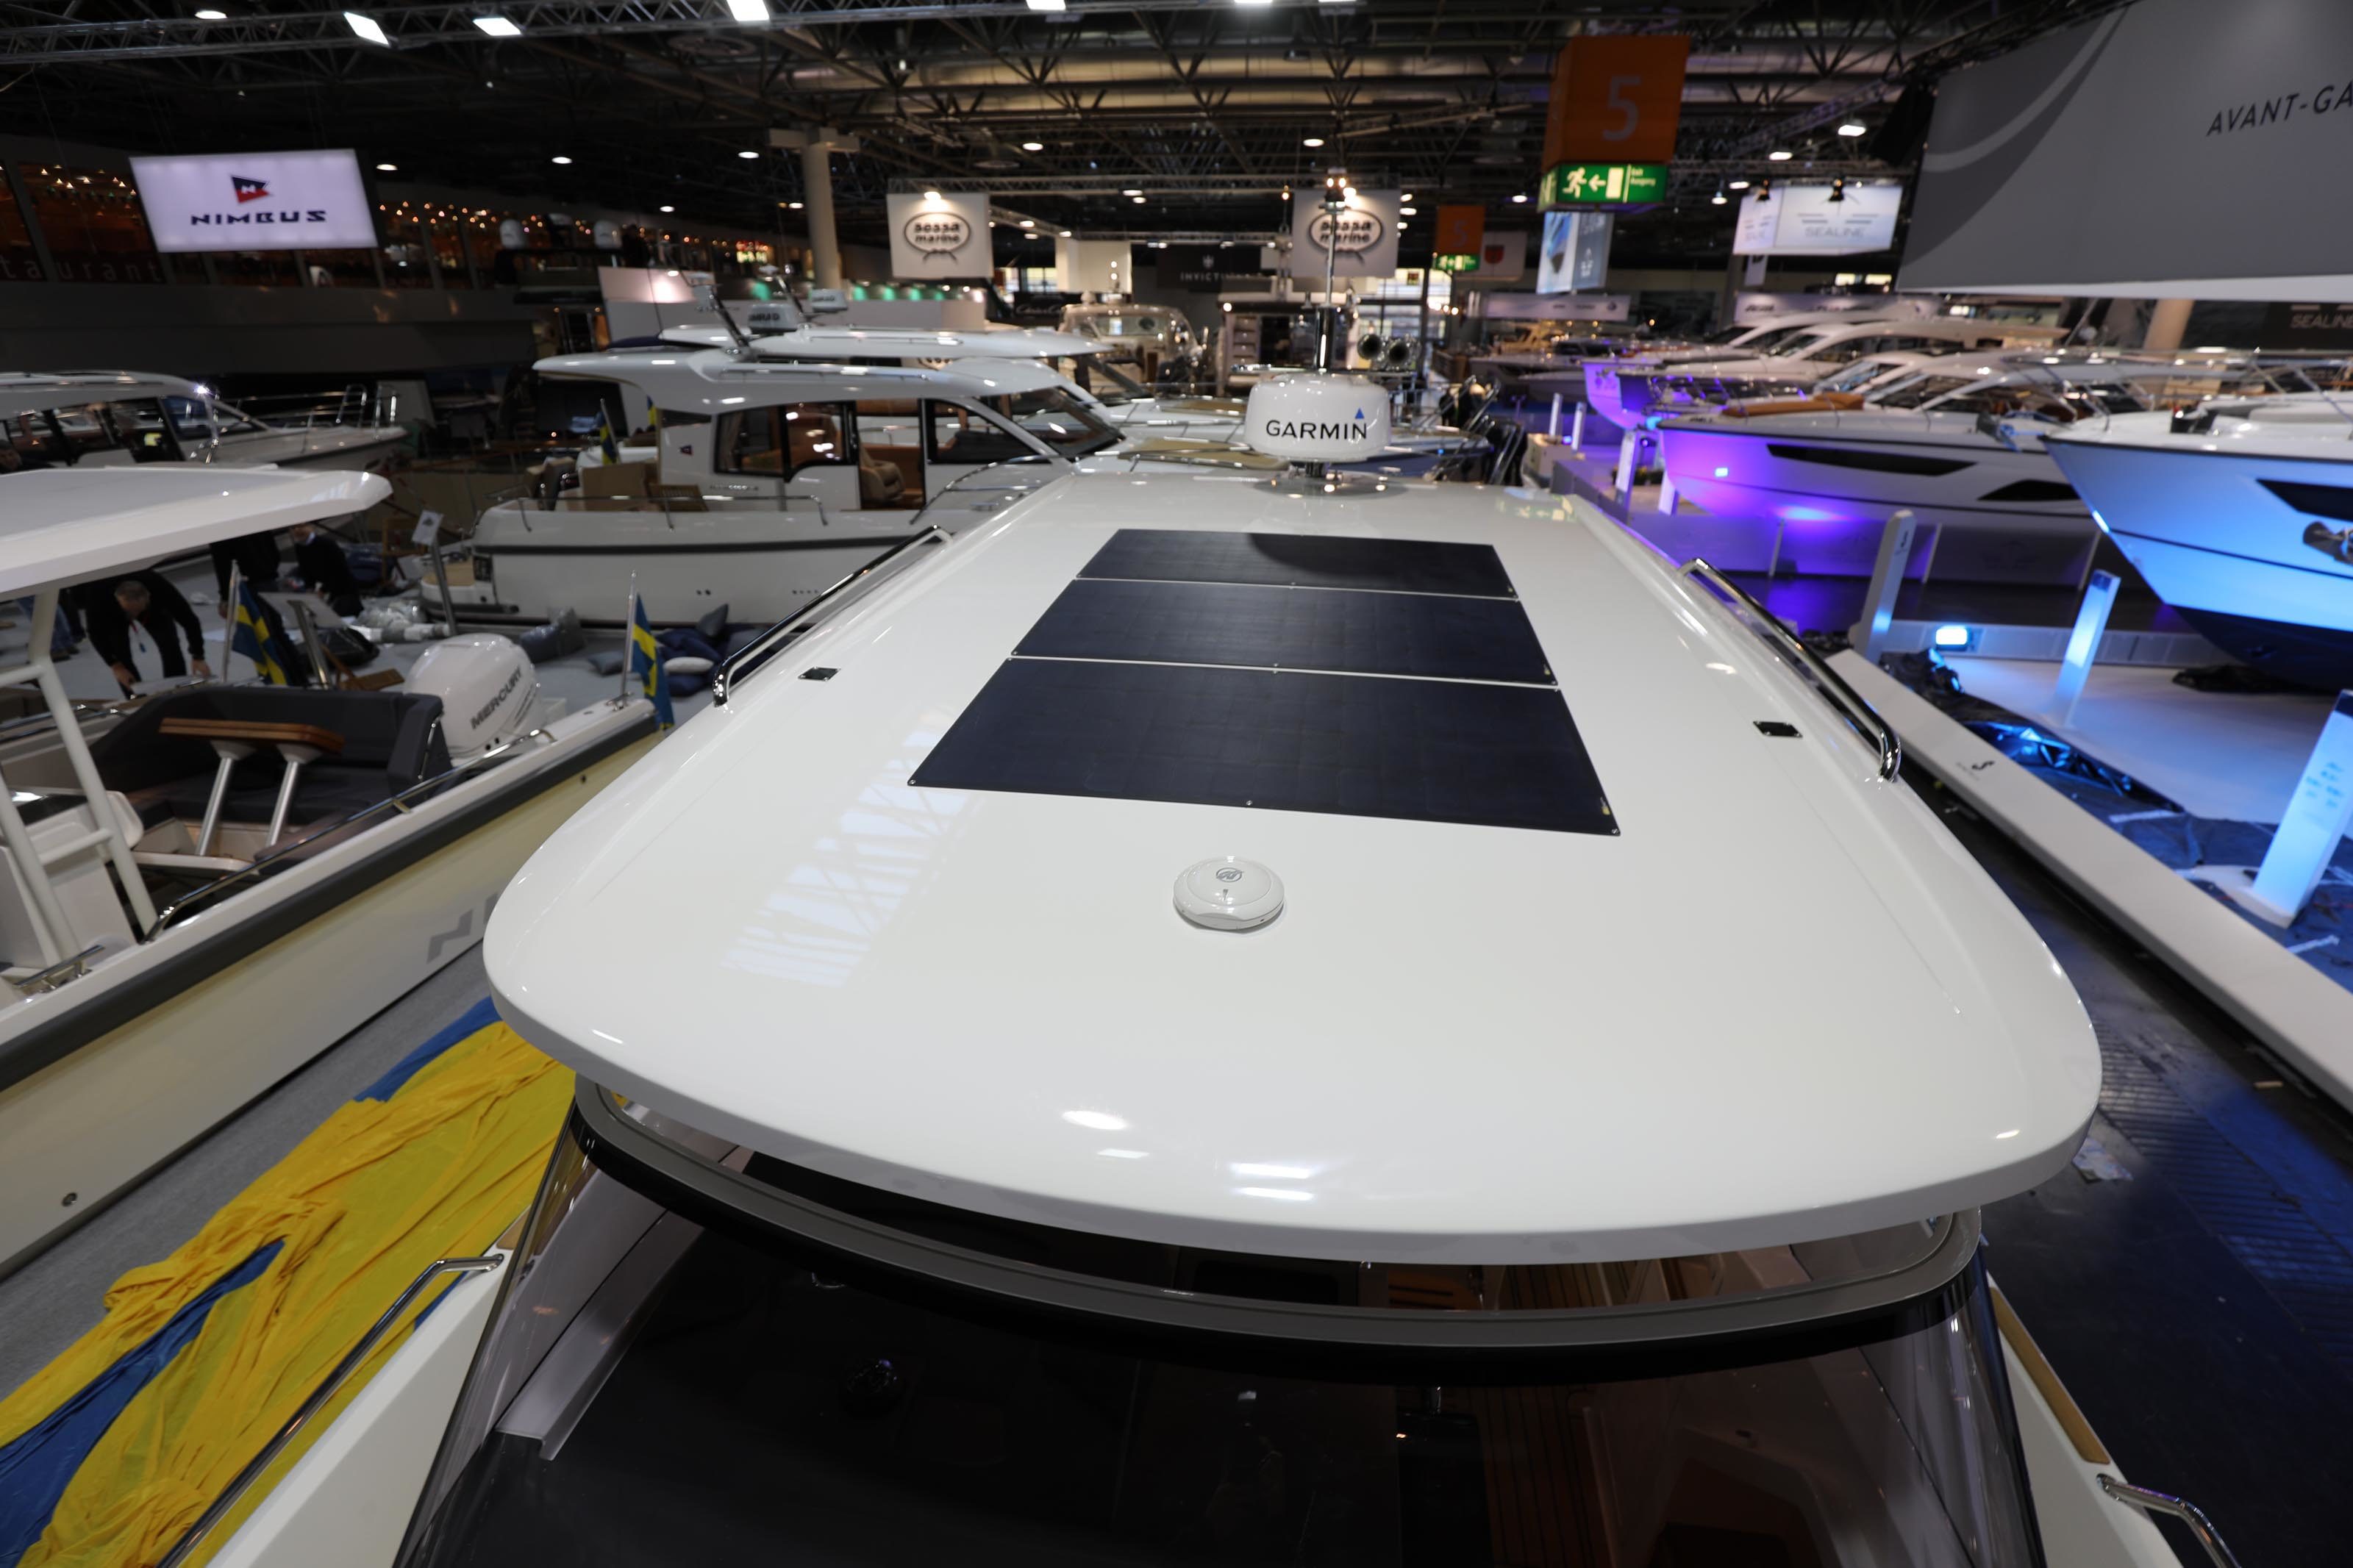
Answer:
[52,401,124,458]
[163,395,214,442]
[5,412,66,468]
[715,404,851,477]
[925,400,1034,466]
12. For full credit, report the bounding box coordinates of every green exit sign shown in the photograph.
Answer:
[1432,252,1481,273]
[1542,162,1667,207]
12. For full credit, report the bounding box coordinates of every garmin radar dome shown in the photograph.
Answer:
[407,633,539,763]
[1243,373,1395,493]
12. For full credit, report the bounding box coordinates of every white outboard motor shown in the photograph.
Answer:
[407,633,538,763]
[1243,372,1394,492]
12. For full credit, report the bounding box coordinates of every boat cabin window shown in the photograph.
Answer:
[2,412,66,469]
[715,401,852,478]
[1873,373,1975,409]
[926,399,1036,466]
[968,387,1120,457]
[853,398,926,507]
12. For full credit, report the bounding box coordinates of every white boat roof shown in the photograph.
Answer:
[488,470,2096,1264]
[2048,395,2353,460]
[0,466,390,596]
[535,347,1071,410]
[0,370,199,419]
[747,324,1098,362]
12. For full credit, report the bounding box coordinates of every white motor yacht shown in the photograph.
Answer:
[1656,352,2163,581]
[1586,317,2060,431]
[0,371,410,473]
[464,350,1121,627]
[1574,309,1912,426]
[2048,393,2353,688]
[137,373,2227,1568]
[0,466,660,1273]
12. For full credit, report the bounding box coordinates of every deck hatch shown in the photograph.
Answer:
[1077,528,1515,598]
[1013,578,1555,684]
[913,528,1613,835]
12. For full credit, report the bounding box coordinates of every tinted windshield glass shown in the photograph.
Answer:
[405,1112,2042,1568]
[1735,323,1815,354]
[1874,373,1974,409]
[1817,358,1900,395]
[987,386,1119,454]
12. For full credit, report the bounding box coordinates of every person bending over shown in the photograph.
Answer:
[288,524,364,616]
[85,573,211,696]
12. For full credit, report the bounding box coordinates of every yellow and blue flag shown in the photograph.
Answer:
[596,407,621,463]
[231,580,295,685]
[628,591,674,728]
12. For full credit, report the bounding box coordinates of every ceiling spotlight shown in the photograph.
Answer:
[1767,148,1794,162]
[1397,221,1407,229]
[1402,193,1414,201]
[551,154,573,165]
[342,10,389,44]
[1399,205,1417,215]
[1710,187,1727,205]
[1018,218,1035,227]
[1302,137,1325,148]
[375,162,397,171]
[788,200,804,210]
[1727,179,1751,190]
[1132,195,1147,204]
[659,204,675,212]
[726,0,768,18]
[1025,0,1066,10]
[1836,121,1867,137]
[193,6,226,16]
[738,149,760,159]
[471,15,520,35]
[923,188,942,199]
[1235,0,1274,7]
[1121,187,1142,196]
[1021,140,1044,151]
[1510,193,1528,203]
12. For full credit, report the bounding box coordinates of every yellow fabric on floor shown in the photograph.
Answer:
[0,1016,569,1568]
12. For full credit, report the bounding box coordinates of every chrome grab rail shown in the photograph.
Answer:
[710,527,950,706]
[1677,557,1901,781]
[2097,1475,2244,1568]
[157,1253,504,1568]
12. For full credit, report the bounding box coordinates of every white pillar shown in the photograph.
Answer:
[1569,401,1586,453]
[1852,509,1919,659]
[2049,568,2120,726]
[801,141,841,290]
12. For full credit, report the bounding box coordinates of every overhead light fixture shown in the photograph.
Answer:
[1397,221,1407,229]
[1018,218,1035,227]
[1402,192,1414,201]
[193,7,227,16]
[471,15,520,35]
[1510,193,1528,203]
[1121,187,1142,196]
[551,154,573,165]
[1302,137,1325,148]
[343,10,389,45]
[923,188,942,199]
[1235,0,1274,7]
[1025,0,1066,10]
[375,162,396,171]
[726,0,768,18]
[1021,140,1044,151]
[1399,205,1417,215]
[1132,194,1146,204]
[1059,229,1071,236]
[788,200,804,210]
[1837,121,1867,137]
[1727,179,1750,190]
[1710,187,1727,205]
[737,149,760,159]
[1767,148,1793,161]
[659,204,675,212]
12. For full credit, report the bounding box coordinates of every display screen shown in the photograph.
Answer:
[128,148,377,253]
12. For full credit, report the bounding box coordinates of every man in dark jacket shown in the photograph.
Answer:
[210,531,282,606]
[288,524,364,615]
[82,573,212,696]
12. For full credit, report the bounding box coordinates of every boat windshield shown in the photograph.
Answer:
[1815,357,1907,395]
[977,386,1121,455]
[397,1090,2043,1568]
[1055,354,1150,407]
[1873,373,1976,409]
[1734,323,1824,355]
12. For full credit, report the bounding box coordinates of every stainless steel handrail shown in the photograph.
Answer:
[144,712,588,934]
[2097,1475,2244,1568]
[1677,557,1902,781]
[710,526,950,706]
[157,1253,505,1568]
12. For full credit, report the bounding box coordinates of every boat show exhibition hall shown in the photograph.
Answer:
[4,0,2353,1564]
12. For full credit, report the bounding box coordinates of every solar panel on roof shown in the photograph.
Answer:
[1013,579,1554,685]
[1079,529,1515,598]
[910,659,1615,836]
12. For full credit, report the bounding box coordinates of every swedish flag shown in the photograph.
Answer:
[596,408,621,463]
[627,592,674,729]
[232,580,296,686]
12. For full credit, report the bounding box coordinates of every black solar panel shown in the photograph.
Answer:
[1013,579,1554,685]
[1079,529,1515,598]
[910,659,1616,836]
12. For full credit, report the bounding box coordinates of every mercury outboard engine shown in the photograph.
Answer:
[407,633,539,763]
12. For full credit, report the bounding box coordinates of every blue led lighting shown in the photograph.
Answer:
[1932,623,1974,648]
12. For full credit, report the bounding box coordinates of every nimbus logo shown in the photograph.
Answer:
[231,176,270,204]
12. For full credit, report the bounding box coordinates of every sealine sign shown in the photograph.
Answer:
[130,148,377,254]
[903,210,974,257]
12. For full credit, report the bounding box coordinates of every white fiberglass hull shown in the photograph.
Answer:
[2047,434,2353,687]
[1660,419,2100,581]
[0,700,656,1273]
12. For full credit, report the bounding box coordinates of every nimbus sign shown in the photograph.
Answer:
[129,148,376,254]
[1285,188,1402,279]
[885,192,990,277]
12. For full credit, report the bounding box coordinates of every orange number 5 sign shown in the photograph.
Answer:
[1543,35,1690,168]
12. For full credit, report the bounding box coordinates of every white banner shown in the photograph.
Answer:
[1479,291,1631,322]
[1734,182,1903,256]
[1286,188,1402,279]
[1535,211,1612,295]
[1473,231,1527,282]
[886,192,990,279]
[1732,291,1936,323]
[130,149,376,253]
